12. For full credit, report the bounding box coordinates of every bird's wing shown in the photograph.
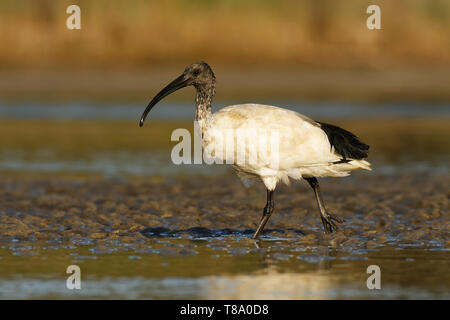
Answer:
[209,104,341,171]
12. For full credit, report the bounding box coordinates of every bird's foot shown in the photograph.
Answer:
[321,212,345,234]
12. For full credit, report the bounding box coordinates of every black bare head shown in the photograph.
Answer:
[139,62,215,127]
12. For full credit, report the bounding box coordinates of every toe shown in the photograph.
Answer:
[321,212,344,233]
[329,214,345,223]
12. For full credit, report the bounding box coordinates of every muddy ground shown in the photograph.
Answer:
[0,172,448,255]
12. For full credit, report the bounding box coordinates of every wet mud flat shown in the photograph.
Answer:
[0,172,449,299]
[1,172,448,246]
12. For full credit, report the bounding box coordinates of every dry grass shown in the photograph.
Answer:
[0,0,449,70]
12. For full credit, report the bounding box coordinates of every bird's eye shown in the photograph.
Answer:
[193,69,200,76]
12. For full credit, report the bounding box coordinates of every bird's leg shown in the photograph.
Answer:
[305,177,344,233]
[252,189,274,239]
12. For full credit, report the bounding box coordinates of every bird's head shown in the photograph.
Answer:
[139,62,215,127]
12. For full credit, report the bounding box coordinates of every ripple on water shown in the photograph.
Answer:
[140,226,302,240]
[297,254,336,263]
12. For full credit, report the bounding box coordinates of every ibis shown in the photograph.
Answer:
[139,62,371,239]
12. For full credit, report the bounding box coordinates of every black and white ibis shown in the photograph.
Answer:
[140,62,371,239]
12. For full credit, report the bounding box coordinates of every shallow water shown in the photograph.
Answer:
[0,117,449,176]
[0,100,449,299]
[1,100,450,120]
[0,244,448,299]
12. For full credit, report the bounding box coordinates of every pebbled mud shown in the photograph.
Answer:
[0,173,448,258]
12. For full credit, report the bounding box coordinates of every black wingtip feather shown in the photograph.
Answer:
[318,122,369,160]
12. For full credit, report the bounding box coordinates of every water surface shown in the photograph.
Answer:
[0,100,448,299]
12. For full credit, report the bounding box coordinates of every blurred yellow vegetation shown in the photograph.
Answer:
[0,0,449,70]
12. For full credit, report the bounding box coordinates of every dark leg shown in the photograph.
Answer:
[305,177,344,233]
[252,189,274,239]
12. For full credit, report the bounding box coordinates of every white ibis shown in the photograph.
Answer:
[140,62,371,239]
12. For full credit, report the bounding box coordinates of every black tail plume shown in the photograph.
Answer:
[318,122,369,160]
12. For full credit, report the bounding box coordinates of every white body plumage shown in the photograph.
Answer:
[201,104,371,191]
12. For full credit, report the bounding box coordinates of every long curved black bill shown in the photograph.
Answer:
[139,74,189,127]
